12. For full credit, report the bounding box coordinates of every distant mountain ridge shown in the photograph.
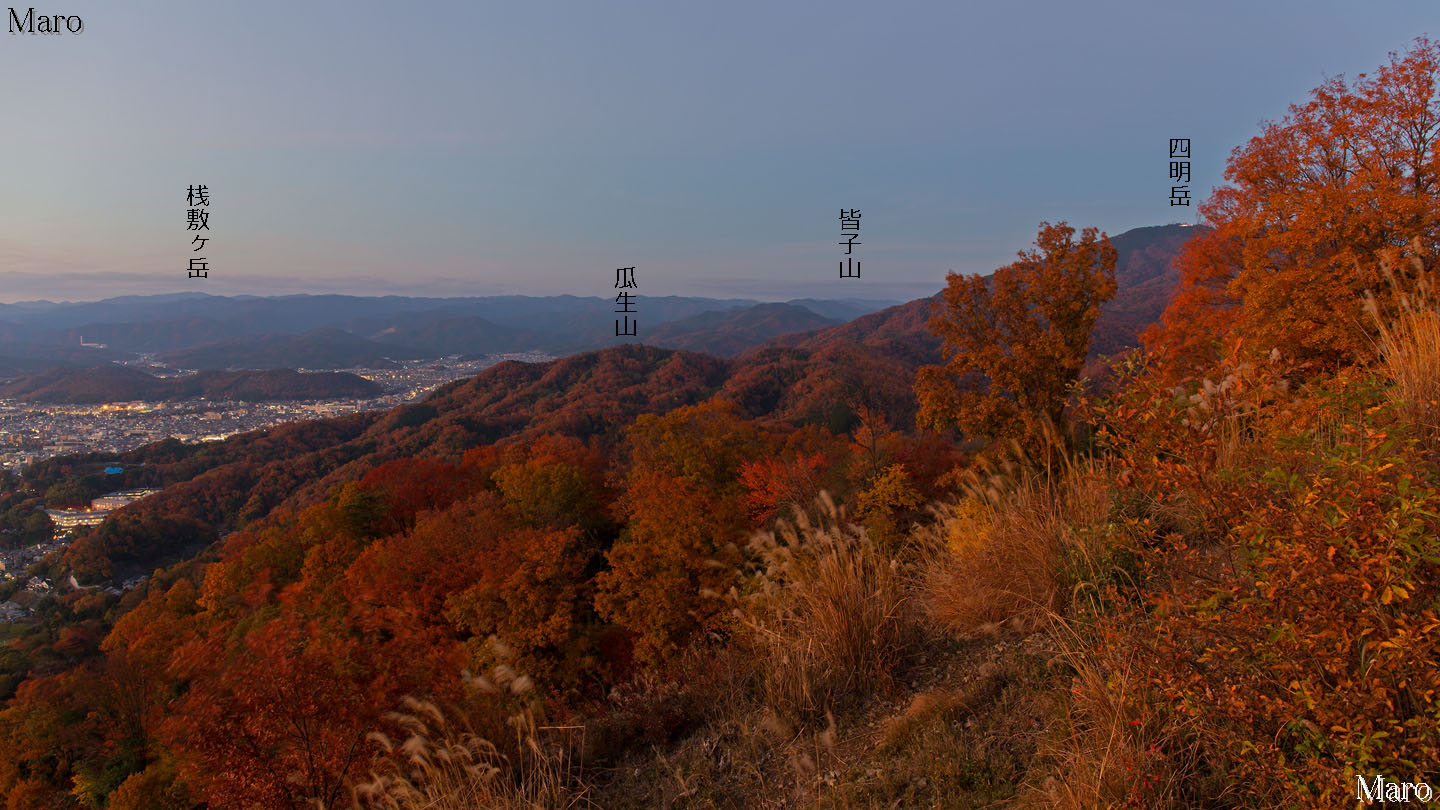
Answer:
[0,342,130,378]
[155,329,431,370]
[1093,223,1210,356]
[648,303,840,357]
[0,224,1196,374]
[0,294,901,373]
[759,222,1202,364]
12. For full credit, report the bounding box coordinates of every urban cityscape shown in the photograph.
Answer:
[0,352,551,619]
[0,353,549,472]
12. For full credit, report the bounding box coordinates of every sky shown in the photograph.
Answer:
[0,1,1435,303]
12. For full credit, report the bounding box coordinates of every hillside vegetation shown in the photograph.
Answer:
[0,39,1436,810]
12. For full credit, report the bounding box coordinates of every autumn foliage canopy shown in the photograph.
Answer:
[1147,37,1440,375]
[915,221,1117,451]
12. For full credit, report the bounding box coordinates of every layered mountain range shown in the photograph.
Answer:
[0,224,1201,405]
[0,293,892,372]
[25,224,1204,578]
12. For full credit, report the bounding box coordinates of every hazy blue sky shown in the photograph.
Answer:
[0,1,1434,302]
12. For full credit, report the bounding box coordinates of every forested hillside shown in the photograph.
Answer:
[0,40,1436,810]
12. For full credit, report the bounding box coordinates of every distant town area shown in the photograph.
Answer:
[0,353,549,622]
[45,487,163,529]
[1,487,164,621]
[0,353,550,472]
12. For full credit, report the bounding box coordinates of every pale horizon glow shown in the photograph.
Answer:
[0,1,1433,303]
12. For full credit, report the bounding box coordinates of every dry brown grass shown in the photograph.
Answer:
[1021,622,1202,810]
[349,652,585,810]
[1365,245,1440,443]
[916,457,1112,639]
[734,492,912,723]
[875,674,1006,757]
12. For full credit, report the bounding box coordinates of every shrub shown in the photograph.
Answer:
[106,760,192,810]
[732,493,911,722]
[594,400,766,669]
[350,652,583,810]
[917,457,1113,639]
[1365,243,1440,446]
[1094,363,1440,805]
[1027,630,1207,810]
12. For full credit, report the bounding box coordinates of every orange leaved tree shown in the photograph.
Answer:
[1148,37,1440,371]
[915,221,1117,454]
[594,399,770,668]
